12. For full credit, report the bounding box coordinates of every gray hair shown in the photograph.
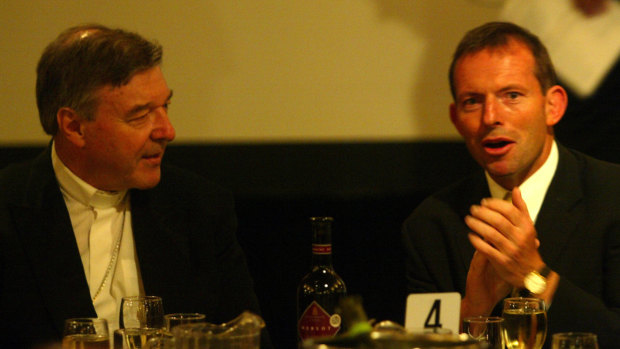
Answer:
[36,24,163,135]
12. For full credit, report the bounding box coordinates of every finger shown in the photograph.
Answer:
[469,233,525,286]
[479,195,531,231]
[510,187,532,223]
[465,212,497,241]
[468,232,510,265]
[467,232,492,252]
[479,197,522,226]
[468,204,515,240]
[465,214,513,251]
[468,250,487,271]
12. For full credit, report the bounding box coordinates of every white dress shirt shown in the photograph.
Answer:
[486,141,559,223]
[51,143,142,334]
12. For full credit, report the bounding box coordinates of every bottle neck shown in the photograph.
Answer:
[310,217,334,268]
[311,243,333,267]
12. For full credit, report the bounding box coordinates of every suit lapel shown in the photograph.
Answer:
[534,145,584,266]
[10,148,95,336]
[455,172,490,273]
[130,188,191,301]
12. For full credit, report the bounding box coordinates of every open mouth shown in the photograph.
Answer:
[481,138,514,154]
[484,140,512,149]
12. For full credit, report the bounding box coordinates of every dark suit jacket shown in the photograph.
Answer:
[0,147,271,349]
[402,144,620,349]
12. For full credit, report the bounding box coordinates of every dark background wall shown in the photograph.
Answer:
[0,141,478,349]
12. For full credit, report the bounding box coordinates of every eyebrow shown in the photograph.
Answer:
[127,90,174,116]
[498,84,525,93]
[456,91,482,101]
[457,84,526,99]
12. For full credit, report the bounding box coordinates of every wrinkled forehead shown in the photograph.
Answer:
[459,38,533,64]
[451,43,543,99]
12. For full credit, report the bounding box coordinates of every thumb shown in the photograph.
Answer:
[511,187,532,221]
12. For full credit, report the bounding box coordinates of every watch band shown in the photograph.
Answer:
[538,265,551,278]
[522,264,551,296]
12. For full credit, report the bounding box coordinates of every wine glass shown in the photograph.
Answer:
[462,316,504,349]
[502,297,547,349]
[120,296,165,329]
[552,332,599,349]
[164,313,206,331]
[62,318,110,349]
[113,328,168,349]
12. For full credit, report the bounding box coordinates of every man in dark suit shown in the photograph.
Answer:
[403,22,620,348]
[0,24,270,348]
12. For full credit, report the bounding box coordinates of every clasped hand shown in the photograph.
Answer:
[463,187,545,315]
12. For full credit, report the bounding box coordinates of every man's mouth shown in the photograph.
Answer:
[142,152,164,165]
[481,138,514,155]
[484,140,511,148]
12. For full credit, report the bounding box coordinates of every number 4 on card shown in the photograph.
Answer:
[404,292,461,334]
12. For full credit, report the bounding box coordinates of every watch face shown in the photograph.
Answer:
[524,271,547,294]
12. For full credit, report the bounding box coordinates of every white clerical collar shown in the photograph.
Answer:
[486,140,559,223]
[51,141,127,209]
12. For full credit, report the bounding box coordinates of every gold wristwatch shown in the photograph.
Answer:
[523,265,551,295]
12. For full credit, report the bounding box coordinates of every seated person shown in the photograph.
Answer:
[0,24,271,349]
[402,22,620,348]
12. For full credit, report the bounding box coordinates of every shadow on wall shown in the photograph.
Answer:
[370,0,503,136]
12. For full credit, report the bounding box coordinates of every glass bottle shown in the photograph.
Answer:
[297,217,347,342]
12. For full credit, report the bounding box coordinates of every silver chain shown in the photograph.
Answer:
[91,209,125,302]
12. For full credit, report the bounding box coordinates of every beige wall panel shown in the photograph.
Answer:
[0,0,501,145]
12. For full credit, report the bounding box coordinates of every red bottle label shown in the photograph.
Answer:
[298,301,341,340]
[312,244,332,254]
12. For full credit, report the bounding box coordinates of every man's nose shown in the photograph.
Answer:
[151,107,176,141]
[482,97,501,126]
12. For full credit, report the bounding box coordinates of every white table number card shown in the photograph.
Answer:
[405,292,461,334]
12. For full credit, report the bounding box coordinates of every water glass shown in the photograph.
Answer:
[462,316,504,349]
[164,313,206,331]
[552,332,599,349]
[502,297,547,349]
[62,318,110,349]
[120,296,165,329]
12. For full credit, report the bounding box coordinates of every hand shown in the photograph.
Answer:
[465,187,544,288]
[461,251,511,319]
[573,0,610,16]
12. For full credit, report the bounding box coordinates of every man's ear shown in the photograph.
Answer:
[449,103,465,136]
[56,107,86,147]
[545,85,568,127]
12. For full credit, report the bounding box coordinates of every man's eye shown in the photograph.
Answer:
[128,113,148,123]
[507,91,520,99]
[461,98,480,109]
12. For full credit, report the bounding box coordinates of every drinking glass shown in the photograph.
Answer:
[552,332,599,349]
[502,297,547,349]
[113,328,167,349]
[462,316,504,349]
[164,313,206,331]
[62,318,110,349]
[120,296,165,329]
